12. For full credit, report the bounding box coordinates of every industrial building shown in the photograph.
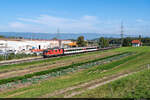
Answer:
[0,38,73,54]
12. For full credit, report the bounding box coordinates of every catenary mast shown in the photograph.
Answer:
[121,21,124,46]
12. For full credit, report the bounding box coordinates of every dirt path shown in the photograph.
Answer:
[0,52,117,79]
[42,69,143,98]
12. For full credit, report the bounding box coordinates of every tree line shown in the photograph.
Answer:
[76,35,150,48]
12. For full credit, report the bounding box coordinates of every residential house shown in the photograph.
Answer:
[132,40,142,47]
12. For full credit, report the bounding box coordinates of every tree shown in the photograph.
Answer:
[76,36,87,47]
[139,35,142,41]
[52,37,58,40]
[0,35,5,38]
[98,37,109,48]
[122,37,131,47]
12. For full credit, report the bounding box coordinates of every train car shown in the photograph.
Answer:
[43,46,98,58]
[64,46,98,55]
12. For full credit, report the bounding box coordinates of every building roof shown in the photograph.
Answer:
[68,42,77,46]
[132,40,142,44]
[63,42,77,46]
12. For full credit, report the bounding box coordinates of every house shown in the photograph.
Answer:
[132,40,142,47]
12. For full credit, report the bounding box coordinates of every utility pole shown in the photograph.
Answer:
[56,28,62,48]
[56,28,60,39]
[4,40,7,60]
[121,21,124,47]
[31,33,32,41]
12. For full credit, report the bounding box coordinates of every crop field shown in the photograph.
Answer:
[0,46,150,98]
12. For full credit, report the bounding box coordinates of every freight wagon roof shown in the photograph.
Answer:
[64,46,97,50]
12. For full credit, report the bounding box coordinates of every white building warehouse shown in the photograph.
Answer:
[0,39,72,54]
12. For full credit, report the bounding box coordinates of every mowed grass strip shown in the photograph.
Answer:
[0,52,144,98]
[75,69,150,98]
[113,46,150,53]
[0,52,128,85]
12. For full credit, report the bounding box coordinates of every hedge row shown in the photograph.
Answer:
[0,53,37,61]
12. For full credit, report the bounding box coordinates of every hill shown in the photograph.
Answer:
[0,32,139,40]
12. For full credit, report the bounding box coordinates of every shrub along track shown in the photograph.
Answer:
[0,51,120,79]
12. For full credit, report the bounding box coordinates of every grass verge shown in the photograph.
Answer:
[75,69,150,98]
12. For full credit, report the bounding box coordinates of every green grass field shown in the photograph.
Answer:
[0,46,150,98]
[75,69,150,98]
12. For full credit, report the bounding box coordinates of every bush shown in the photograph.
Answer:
[0,53,37,61]
[142,43,150,46]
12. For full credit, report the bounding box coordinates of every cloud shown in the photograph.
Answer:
[15,15,102,33]
[2,15,149,35]
[9,22,26,28]
[136,19,144,23]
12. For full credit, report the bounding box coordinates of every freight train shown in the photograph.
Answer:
[42,46,117,58]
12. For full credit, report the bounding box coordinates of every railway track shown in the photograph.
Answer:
[0,57,44,66]
[0,47,119,66]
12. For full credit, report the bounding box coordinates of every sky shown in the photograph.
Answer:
[0,0,150,35]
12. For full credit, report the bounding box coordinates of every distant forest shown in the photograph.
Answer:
[89,35,150,47]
